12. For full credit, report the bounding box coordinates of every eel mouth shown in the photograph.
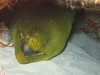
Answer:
[21,41,43,58]
[18,30,43,57]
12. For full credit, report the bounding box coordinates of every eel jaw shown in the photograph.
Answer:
[21,41,43,58]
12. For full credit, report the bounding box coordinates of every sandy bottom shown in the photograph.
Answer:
[0,33,100,75]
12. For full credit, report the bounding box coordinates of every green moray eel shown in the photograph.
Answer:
[10,4,76,64]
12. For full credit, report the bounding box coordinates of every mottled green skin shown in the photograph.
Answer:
[10,5,75,64]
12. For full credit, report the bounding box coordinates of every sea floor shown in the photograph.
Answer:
[0,32,100,75]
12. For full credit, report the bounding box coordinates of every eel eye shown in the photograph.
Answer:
[45,40,49,46]
[30,28,35,33]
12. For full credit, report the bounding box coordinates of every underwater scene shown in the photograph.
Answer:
[0,0,100,75]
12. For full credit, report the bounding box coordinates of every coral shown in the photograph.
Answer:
[0,0,100,10]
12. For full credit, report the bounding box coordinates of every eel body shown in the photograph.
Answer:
[10,4,75,64]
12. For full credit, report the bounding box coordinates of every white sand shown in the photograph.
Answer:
[0,33,100,75]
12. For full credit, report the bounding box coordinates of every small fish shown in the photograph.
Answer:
[0,22,13,47]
